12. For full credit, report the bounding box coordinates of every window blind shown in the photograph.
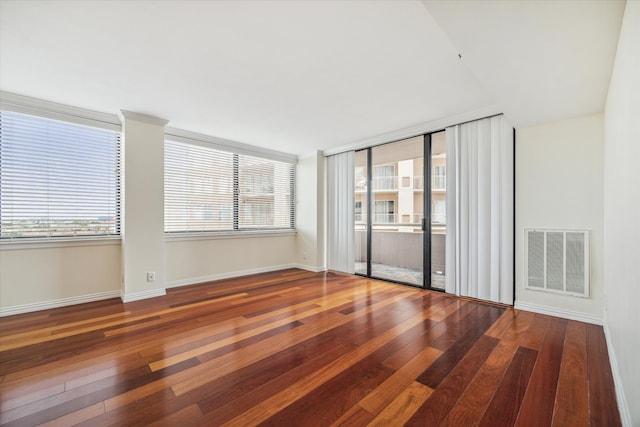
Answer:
[238,154,294,229]
[165,140,234,232]
[0,110,121,239]
[165,139,295,233]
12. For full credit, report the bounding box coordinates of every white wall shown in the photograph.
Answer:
[515,113,605,323]
[296,151,325,271]
[165,234,296,285]
[0,244,121,313]
[603,2,640,425]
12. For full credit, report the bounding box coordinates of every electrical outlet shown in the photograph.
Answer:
[303,252,308,260]
[147,271,156,282]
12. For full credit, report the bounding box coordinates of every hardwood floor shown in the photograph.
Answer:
[0,269,621,426]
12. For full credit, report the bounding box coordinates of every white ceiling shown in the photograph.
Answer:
[0,0,625,156]
[422,0,625,129]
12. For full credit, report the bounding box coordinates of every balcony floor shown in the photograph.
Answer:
[355,262,445,290]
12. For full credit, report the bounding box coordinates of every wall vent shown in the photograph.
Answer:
[524,229,590,297]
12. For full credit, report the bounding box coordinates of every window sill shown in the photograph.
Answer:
[165,229,297,242]
[0,236,121,251]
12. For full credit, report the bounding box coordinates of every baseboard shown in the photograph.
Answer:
[0,290,121,317]
[164,263,301,289]
[602,321,632,427]
[120,288,166,303]
[514,301,603,325]
[294,263,327,273]
[1,265,325,316]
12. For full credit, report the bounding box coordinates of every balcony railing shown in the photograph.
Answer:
[414,175,445,191]
[373,213,395,223]
[432,174,446,191]
[372,176,397,191]
[414,213,446,225]
[355,176,399,192]
[355,213,445,225]
[413,176,423,190]
[355,213,398,224]
[357,172,445,192]
[432,213,446,224]
[354,230,446,274]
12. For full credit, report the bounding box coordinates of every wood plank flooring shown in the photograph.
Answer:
[0,269,621,426]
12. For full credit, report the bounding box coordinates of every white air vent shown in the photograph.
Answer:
[524,229,590,297]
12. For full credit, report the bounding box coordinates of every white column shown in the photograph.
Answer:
[296,150,326,271]
[119,110,169,302]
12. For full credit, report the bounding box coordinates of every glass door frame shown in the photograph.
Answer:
[355,131,443,291]
[422,133,432,290]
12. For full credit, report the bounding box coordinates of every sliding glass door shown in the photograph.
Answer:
[370,136,424,286]
[354,132,446,290]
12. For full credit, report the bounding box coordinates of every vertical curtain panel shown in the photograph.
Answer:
[327,151,355,273]
[445,115,514,304]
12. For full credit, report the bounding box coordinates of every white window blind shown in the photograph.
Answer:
[0,110,121,239]
[238,154,294,229]
[165,140,234,232]
[165,139,294,233]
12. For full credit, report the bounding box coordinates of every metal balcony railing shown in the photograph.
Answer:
[414,175,445,191]
[354,213,398,224]
[355,178,367,192]
[355,213,445,226]
[432,174,446,191]
[355,177,399,192]
[372,176,397,191]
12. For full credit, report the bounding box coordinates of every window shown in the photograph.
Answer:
[354,200,362,222]
[373,165,396,190]
[433,165,446,190]
[165,141,234,232]
[165,139,295,233]
[374,200,395,224]
[432,199,446,224]
[238,154,293,229]
[0,110,121,239]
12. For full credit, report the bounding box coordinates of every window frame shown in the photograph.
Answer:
[164,136,296,238]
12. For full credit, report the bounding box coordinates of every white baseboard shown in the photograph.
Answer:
[1,265,323,315]
[0,290,121,317]
[164,263,302,289]
[602,321,632,427]
[120,288,166,303]
[514,301,603,325]
[294,263,327,273]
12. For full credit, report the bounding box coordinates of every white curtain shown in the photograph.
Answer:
[445,115,514,304]
[327,151,355,273]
